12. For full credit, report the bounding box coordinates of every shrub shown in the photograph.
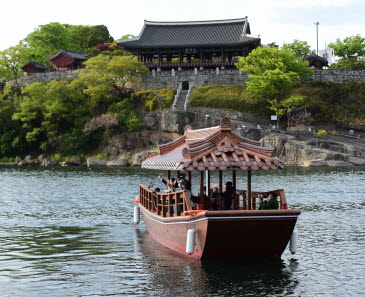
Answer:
[130,89,176,111]
[189,85,269,115]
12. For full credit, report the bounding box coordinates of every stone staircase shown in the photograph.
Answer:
[175,90,188,110]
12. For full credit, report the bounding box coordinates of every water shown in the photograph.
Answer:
[0,166,364,297]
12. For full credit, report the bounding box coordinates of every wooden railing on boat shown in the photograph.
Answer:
[210,184,288,210]
[236,189,288,210]
[139,184,193,217]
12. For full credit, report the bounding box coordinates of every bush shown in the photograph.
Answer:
[189,85,269,115]
[316,129,327,137]
[291,80,365,125]
[130,89,176,111]
[108,99,144,131]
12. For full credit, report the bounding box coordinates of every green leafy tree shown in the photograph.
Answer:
[120,34,136,40]
[236,47,313,127]
[78,54,149,112]
[282,40,312,59]
[328,35,365,58]
[0,44,29,84]
[23,22,70,63]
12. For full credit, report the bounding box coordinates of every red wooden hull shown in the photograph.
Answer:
[138,204,301,260]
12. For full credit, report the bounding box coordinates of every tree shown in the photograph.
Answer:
[236,47,313,127]
[0,44,29,84]
[328,35,365,59]
[120,34,136,40]
[23,22,70,63]
[78,54,149,112]
[282,40,312,59]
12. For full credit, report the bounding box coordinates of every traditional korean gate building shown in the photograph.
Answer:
[118,17,260,72]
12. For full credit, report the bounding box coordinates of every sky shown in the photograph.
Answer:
[1,0,364,51]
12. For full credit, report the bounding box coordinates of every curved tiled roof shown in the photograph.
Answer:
[118,17,260,49]
[50,49,87,61]
[142,118,284,171]
[21,61,47,70]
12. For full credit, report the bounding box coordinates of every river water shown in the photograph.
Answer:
[0,166,364,297]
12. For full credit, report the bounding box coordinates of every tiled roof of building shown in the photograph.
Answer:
[142,118,284,171]
[21,61,47,70]
[304,54,329,66]
[50,49,87,61]
[118,17,260,49]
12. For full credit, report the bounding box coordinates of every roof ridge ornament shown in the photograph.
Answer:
[184,125,193,132]
[220,117,231,129]
[182,147,191,158]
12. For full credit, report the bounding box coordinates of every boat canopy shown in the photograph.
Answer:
[142,118,284,171]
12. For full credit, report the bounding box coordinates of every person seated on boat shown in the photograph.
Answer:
[177,173,191,191]
[223,181,235,210]
[148,184,154,190]
[159,175,178,189]
[210,186,220,210]
[154,187,160,192]
[258,191,279,210]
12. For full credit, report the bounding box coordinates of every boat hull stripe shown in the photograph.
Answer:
[142,211,298,225]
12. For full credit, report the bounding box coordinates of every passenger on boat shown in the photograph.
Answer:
[210,186,220,210]
[159,176,178,192]
[177,173,191,191]
[258,191,279,210]
[223,181,235,210]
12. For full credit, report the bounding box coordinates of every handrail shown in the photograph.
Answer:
[172,84,181,111]
[139,184,192,217]
[184,85,193,111]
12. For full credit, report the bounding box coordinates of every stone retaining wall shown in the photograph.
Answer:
[8,68,365,89]
[9,70,79,87]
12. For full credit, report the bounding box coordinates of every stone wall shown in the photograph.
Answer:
[306,69,365,83]
[141,69,249,90]
[141,68,365,90]
[9,68,365,89]
[9,70,79,87]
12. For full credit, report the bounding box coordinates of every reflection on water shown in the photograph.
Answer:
[0,166,364,296]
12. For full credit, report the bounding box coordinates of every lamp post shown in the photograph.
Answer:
[314,21,320,55]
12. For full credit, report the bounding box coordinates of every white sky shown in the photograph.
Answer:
[1,0,364,51]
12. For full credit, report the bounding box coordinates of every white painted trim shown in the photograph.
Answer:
[142,210,298,225]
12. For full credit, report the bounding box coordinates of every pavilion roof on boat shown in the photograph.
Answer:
[142,118,284,171]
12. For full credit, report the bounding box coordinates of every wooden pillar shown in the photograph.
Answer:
[205,170,210,209]
[200,171,204,207]
[167,170,171,180]
[232,170,237,210]
[177,171,181,178]
[178,52,182,65]
[219,170,223,192]
[247,170,252,210]
[188,171,192,182]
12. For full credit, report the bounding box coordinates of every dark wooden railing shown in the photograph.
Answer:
[144,61,236,69]
[139,184,193,217]
[237,189,288,210]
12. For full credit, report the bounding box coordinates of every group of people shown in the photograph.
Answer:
[158,173,191,192]
[150,173,279,211]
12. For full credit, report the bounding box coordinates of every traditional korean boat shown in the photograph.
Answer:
[134,117,300,260]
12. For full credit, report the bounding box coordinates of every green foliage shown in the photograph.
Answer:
[189,85,268,115]
[316,129,327,137]
[291,80,365,126]
[108,100,144,131]
[328,35,365,58]
[130,89,176,111]
[0,44,29,81]
[23,22,114,64]
[329,57,365,70]
[282,40,312,59]
[236,47,313,126]
[79,54,149,111]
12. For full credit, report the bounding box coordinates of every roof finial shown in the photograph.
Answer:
[220,117,231,129]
